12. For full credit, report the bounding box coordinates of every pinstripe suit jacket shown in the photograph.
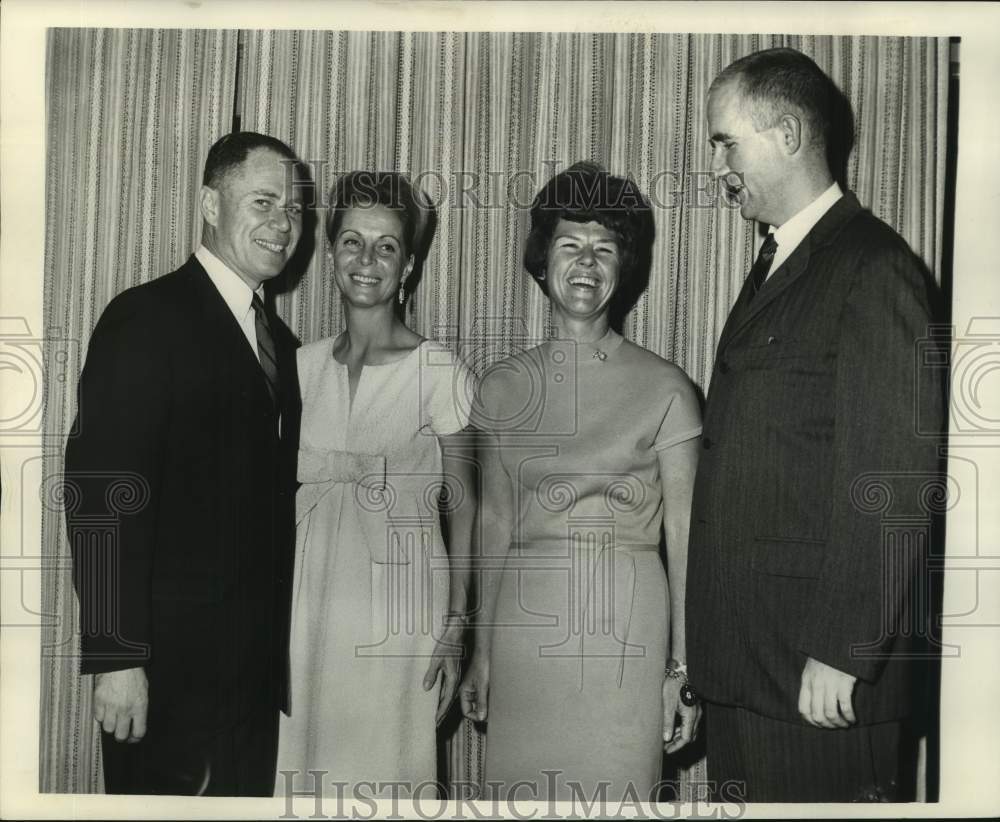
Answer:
[686,192,945,725]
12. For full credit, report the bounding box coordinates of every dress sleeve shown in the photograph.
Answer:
[426,345,476,436]
[652,369,703,450]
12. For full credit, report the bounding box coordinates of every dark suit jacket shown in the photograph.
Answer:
[65,255,300,736]
[687,192,945,725]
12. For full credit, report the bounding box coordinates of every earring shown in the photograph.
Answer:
[398,284,406,305]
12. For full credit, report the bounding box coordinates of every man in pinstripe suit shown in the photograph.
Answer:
[686,48,945,802]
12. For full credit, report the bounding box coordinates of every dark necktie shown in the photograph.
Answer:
[747,233,778,300]
[250,293,280,408]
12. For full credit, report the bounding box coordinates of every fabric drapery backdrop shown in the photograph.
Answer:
[41,29,950,794]
[40,28,238,792]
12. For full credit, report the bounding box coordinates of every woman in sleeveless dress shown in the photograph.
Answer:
[276,172,476,797]
[459,162,702,802]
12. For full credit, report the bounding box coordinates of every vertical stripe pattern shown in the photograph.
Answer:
[41,28,238,793]
[41,29,949,794]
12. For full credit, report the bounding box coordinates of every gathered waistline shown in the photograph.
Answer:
[509,540,659,554]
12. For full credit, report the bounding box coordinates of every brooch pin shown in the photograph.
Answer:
[592,349,607,361]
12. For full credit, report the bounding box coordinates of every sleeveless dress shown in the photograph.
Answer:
[275,337,474,796]
[477,329,701,801]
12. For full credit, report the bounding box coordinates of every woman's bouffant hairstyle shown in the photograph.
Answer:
[326,171,427,257]
[523,161,655,320]
[325,171,436,309]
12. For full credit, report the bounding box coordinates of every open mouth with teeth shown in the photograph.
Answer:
[349,273,380,286]
[567,274,601,290]
[254,238,287,254]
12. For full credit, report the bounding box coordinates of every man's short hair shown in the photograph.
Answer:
[712,47,841,152]
[202,131,298,189]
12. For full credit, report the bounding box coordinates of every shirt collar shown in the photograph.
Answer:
[195,245,264,321]
[769,181,843,262]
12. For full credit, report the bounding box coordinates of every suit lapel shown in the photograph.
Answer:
[716,267,757,353]
[184,256,275,407]
[719,192,864,350]
[721,236,812,345]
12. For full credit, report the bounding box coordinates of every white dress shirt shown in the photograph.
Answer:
[766,181,844,279]
[195,245,264,362]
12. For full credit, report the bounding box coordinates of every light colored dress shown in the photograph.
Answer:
[478,329,702,801]
[275,337,474,796]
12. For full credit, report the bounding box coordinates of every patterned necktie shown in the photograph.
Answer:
[250,293,280,408]
[748,233,778,299]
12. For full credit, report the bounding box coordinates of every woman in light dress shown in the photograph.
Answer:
[459,162,703,801]
[276,172,476,796]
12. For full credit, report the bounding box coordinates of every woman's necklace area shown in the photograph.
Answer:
[548,325,617,363]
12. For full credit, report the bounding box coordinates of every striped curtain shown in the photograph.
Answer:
[41,28,238,793]
[41,29,950,793]
[239,32,949,389]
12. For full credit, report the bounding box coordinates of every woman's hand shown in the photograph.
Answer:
[662,675,701,755]
[422,623,464,725]
[458,653,490,723]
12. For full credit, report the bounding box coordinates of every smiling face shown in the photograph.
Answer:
[330,203,414,309]
[707,79,789,226]
[544,219,621,322]
[200,147,303,289]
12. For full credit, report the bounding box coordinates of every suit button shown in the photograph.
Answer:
[702,437,713,450]
[718,360,730,374]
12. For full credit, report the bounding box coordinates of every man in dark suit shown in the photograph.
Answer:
[686,49,945,802]
[64,132,304,795]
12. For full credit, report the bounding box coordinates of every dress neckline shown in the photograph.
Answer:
[546,327,624,365]
[330,335,427,369]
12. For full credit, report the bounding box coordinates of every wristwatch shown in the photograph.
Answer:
[443,609,471,627]
[665,658,699,707]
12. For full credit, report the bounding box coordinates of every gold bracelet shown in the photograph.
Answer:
[664,659,688,680]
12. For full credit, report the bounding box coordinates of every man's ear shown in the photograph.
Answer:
[778,113,803,156]
[200,185,219,227]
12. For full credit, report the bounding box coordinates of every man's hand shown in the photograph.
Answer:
[798,656,857,728]
[93,667,148,743]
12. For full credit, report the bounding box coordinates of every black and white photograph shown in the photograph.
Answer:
[1,0,998,818]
